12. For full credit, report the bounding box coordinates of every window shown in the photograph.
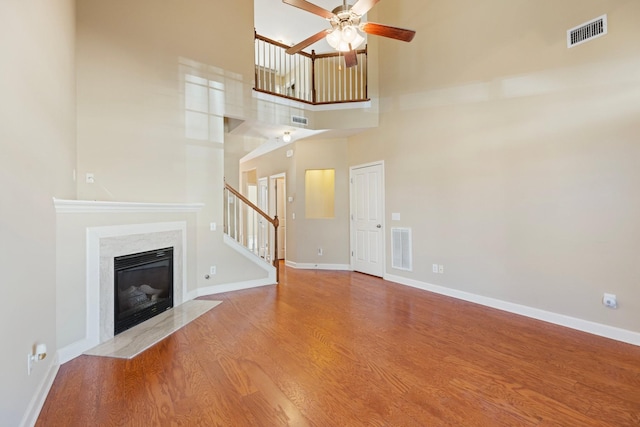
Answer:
[184,74,224,142]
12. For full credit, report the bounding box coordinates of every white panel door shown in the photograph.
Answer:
[351,163,384,277]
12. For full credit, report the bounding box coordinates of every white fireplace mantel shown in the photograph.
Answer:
[55,196,200,363]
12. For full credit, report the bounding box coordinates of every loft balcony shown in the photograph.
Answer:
[254,33,369,106]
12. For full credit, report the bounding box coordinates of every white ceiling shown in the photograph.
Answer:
[254,0,362,54]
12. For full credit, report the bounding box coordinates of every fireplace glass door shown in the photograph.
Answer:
[114,247,174,335]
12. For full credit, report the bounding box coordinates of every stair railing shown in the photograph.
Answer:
[223,181,280,283]
[255,32,368,105]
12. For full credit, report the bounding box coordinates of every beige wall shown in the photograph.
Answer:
[0,0,76,425]
[50,0,270,358]
[73,0,267,299]
[241,138,351,266]
[3,1,638,422]
[349,0,640,331]
[295,139,350,264]
[224,132,265,189]
[75,0,254,202]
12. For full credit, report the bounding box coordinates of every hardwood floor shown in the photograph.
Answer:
[39,266,640,426]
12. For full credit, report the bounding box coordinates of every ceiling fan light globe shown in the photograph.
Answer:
[326,29,341,49]
[351,32,365,49]
[326,28,365,52]
[342,26,357,43]
[338,35,365,52]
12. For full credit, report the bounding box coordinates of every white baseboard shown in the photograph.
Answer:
[20,359,59,427]
[384,273,640,347]
[57,338,97,364]
[191,278,276,297]
[285,260,351,271]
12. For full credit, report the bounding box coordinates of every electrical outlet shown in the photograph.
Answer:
[210,266,216,275]
[603,293,617,309]
[86,173,95,184]
[432,264,438,273]
[438,264,444,274]
[210,222,217,231]
[318,248,323,256]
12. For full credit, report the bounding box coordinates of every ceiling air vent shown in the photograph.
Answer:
[567,15,607,48]
[291,115,308,126]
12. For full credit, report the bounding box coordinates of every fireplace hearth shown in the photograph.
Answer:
[114,247,174,335]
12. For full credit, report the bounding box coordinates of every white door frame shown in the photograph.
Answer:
[349,161,386,277]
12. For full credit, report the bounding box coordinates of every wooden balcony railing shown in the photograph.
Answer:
[255,33,369,105]
[224,181,280,283]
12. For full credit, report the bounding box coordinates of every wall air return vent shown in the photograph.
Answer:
[291,115,308,126]
[567,15,607,48]
[391,227,412,271]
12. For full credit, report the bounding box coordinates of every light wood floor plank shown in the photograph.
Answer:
[38,266,640,426]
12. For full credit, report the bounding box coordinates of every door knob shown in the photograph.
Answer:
[376,224,382,228]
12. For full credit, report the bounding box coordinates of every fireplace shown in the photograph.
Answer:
[114,247,174,335]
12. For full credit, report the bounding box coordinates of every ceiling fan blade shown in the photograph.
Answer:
[344,48,358,68]
[350,0,380,16]
[282,0,334,19]
[286,29,330,55]
[361,22,416,42]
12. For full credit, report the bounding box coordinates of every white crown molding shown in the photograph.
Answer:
[53,198,204,214]
[384,273,640,347]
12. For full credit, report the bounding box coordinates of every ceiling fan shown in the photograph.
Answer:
[283,0,416,68]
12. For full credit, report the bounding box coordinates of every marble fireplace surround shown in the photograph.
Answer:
[86,222,188,348]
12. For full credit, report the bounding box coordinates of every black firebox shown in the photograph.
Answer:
[114,247,174,335]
